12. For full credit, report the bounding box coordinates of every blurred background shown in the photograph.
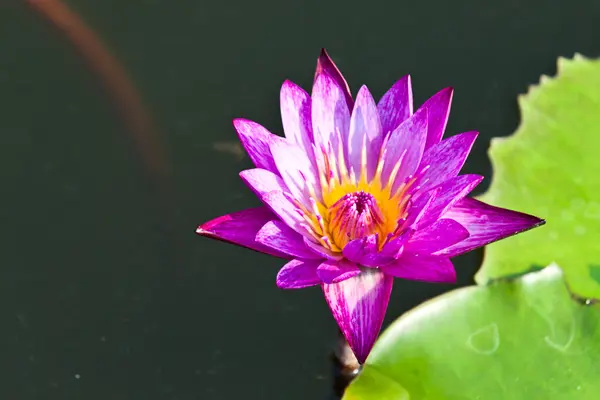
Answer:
[0,0,599,399]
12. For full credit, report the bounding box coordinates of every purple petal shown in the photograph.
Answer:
[304,237,344,261]
[404,187,440,229]
[348,85,383,181]
[270,139,319,207]
[418,131,478,192]
[382,254,456,283]
[233,118,286,173]
[421,87,454,150]
[196,207,289,258]
[280,80,315,161]
[277,259,322,289]
[342,234,379,267]
[415,174,484,229]
[261,190,314,239]
[315,48,353,110]
[343,232,411,267]
[322,269,394,363]
[377,75,413,135]
[439,197,545,257]
[311,73,351,160]
[239,168,287,197]
[379,231,413,260]
[381,106,428,189]
[317,259,361,284]
[256,220,321,259]
[405,218,469,254]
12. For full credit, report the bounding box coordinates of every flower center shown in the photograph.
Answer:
[327,191,385,249]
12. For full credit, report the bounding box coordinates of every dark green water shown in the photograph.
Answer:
[0,0,598,398]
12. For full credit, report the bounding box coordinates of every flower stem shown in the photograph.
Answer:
[331,330,361,398]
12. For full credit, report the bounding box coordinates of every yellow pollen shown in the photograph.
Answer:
[301,142,416,253]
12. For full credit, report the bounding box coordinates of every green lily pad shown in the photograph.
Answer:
[477,55,600,299]
[343,265,600,400]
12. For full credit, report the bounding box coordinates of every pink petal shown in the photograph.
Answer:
[233,118,286,173]
[270,139,319,207]
[415,174,484,229]
[405,218,469,254]
[381,106,428,189]
[277,259,322,289]
[256,220,321,259]
[196,207,289,258]
[418,131,478,192]
[439,197,545,257]
[421,87,454,150]
[261,190,315,239]
[382,254,456,283]
[315,48,353,110]
[239,168,287,197]
[280,80,315,162]
[316,259,361,284]
[377,75,413,135]
[322,269,394,363]
[311,73,351,160]
[348,85,383,181]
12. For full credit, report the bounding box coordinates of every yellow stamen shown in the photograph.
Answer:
[297,132,415,253]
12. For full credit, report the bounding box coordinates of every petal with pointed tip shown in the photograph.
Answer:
[261,190,314,239]
[233,118,286,173]
[377,75,413,135]
[418,131,478,192]
[439,197,546,257]
[348,85,383,180]
[270,139,319,207]
[239,168,287,197]
[304,237,344,261]
[415,174,484,229]
[322,269,394,363]
[317,259,361,284]
[196,207,289,258]
[256,220,321,259]
[311,73,351,157]
[381,106,428,189]
[280,80,314,160]
[404,187,439,228]
[421,87,454,150]
[315,48,353,109]
[406,218,469,254]
[382,254,456,283]
[277,259,322,289]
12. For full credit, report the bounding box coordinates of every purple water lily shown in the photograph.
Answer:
[197,49,544,363]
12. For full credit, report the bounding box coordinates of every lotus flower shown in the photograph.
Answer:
[197,49,544,363]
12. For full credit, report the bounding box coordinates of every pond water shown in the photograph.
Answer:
[1,0,598,399]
